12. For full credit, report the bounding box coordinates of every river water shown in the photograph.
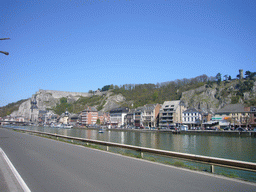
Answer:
[7,125,256,182]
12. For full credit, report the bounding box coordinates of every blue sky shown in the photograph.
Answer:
[1,0,255,107]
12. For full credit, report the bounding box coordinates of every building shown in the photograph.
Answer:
[125,109,135,127]
[212,104,251,128]
[69,113,80,126]
[182,108,201,129]
[159,100,186,129]
[134,106,144,128]
[38,110,48,124]
[63,109,70,124]
[98,111,110,125]
[110,107,129,127]
[142,104,161,127]
[239,69,244,79]
[103,112,110,125]
[81,107,98,126]
[30,94,39,123]
[249,106,256,128]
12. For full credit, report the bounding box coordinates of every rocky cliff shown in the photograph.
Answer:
[100,93,126,112]
[180,80,256,112]
[10,89,123,118]
[11,89,93,119]
[9,79,256,118]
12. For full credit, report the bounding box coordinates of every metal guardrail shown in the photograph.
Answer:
[12,128,256,173]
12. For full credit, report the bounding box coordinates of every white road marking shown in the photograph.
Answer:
[0,148,31,192]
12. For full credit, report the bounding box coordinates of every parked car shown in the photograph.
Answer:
[206,127,213,130]
[235,127,246,132]
[223,127,231,131]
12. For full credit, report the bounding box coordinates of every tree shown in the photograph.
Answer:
[223,74,228,81]
[60,97,67,104]
[101,85,111,91]
[245,71,256,80]
[96,118,101,125]
[152,91,158,101]
[216,73,221,85]
[228,75,232,80]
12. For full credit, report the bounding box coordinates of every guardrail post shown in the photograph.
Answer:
[210,165,215,173]
[71,140,73,143]
[107,146,109,151]
[141,151,144,158]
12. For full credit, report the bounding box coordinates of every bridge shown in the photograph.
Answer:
[0,121,30,126]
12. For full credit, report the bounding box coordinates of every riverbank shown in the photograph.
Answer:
[76,126,256,137]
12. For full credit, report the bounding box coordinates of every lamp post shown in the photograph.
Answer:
[0,38,10,55]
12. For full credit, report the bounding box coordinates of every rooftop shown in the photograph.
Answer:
[217,104,246,113]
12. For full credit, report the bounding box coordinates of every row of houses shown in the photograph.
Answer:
[2,101,256,129]
[108,101,211,129]
[106,101,256,129]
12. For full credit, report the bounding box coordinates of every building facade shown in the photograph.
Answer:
[142,104,161,127]
[125,109,135,127]
[159,100,186,128]
[182,108,201,129]
[81,107,98,126]
[134,107,144,128]
[212,104,251,128]
[110,107,129,127]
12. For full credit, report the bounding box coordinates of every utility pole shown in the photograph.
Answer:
[0,38,10,55]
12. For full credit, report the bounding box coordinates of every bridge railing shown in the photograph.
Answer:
[10,128,256,173]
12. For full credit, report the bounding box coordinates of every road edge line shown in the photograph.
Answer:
[0,148,31,192]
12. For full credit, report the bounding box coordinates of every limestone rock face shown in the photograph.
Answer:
[11,89,92,118]
[11,100,31,118]
[181,86,220,112]
[181,80,256,112]
[101,93,126,112]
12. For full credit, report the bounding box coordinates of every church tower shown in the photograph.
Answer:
[30,94,39,122]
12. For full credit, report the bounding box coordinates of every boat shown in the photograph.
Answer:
[51,123,73,129]
[62,124,73,129]
[98,129,104,133]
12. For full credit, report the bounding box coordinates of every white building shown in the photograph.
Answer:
[110,107,129,127]
[182,108,201,129]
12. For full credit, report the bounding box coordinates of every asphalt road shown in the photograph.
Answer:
[0,128,255,192]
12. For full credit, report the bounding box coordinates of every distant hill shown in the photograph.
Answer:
[1,74,256,118]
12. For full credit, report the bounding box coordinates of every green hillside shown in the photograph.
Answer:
[0,99,28,117]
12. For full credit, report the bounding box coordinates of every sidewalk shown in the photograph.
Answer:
[0,148,29,192]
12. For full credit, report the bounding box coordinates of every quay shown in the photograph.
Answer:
[84,126,256,137]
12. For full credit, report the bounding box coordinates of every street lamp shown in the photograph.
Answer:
[0,38,10,55]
